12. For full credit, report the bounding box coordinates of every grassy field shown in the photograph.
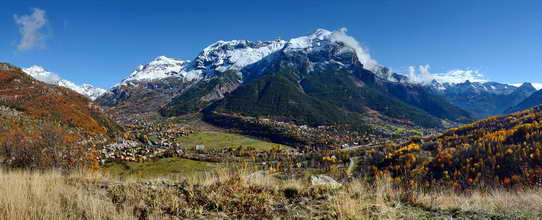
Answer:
[177,131,287,151]
[101,158,218,179]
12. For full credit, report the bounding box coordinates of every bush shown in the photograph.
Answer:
[1,125,95,170]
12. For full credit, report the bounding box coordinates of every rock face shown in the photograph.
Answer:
[310,175,342,188]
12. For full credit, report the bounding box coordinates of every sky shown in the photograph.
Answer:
[2,0,542,89]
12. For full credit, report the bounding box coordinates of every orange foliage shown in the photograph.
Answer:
[365,105,542,188]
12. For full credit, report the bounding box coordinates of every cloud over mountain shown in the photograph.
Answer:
[328,28,380,73]
[406,65,487,85]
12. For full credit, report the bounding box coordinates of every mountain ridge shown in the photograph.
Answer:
[96,28,537,129]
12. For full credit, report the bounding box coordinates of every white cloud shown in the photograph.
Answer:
[433,69,487,84]
[14,8,48,51]
[407,65,433,85]
[329,28,381,73]
[406,65,487,85]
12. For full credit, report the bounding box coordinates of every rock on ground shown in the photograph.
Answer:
[310,175,341,188]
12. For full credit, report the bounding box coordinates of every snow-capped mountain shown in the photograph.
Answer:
[98,27,539,127]
[120,56,194,85]
[430,80,518,95]
[195,39,287,75]
[116,28,391,88]
[282,28,384,75]
[120,41,287,86]
[424,80,536,118]
[98,28,474,128]
[401,66,536,116]
[23,66,106,100]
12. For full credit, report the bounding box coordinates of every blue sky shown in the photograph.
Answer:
[2,0,542,88]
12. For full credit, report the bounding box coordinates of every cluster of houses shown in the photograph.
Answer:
[98,139,176,163]
[123,120,192,146]
[98,120,191,163]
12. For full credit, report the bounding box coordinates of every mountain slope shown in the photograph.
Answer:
[23,66,106,100]
[0,63,120,139]
[207,72,366,126]
[97,77,193,116]
[506,89,542,113]
[160,70,241,116]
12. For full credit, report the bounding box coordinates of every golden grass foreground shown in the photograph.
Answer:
[0,168,541,219]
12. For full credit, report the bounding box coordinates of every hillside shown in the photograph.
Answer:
[0,63,121,140]
[364,105,542,188]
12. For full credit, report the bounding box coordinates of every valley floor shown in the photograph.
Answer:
[0,168,541,220]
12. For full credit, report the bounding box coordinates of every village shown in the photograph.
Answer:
[96,113,430,182]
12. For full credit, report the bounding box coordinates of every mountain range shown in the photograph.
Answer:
[426,81,537,119]
[23,28,541,129]
[97,29,471,128]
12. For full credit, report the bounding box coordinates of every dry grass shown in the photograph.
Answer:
[0,169,132,220]
[330,179,415,220]
[0,168,541,219]
[415,187,542,215]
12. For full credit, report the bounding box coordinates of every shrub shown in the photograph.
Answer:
[1,125,95,170]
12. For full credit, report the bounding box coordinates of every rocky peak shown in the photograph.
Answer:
[121,56,194,85]
[194,39,287,76]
